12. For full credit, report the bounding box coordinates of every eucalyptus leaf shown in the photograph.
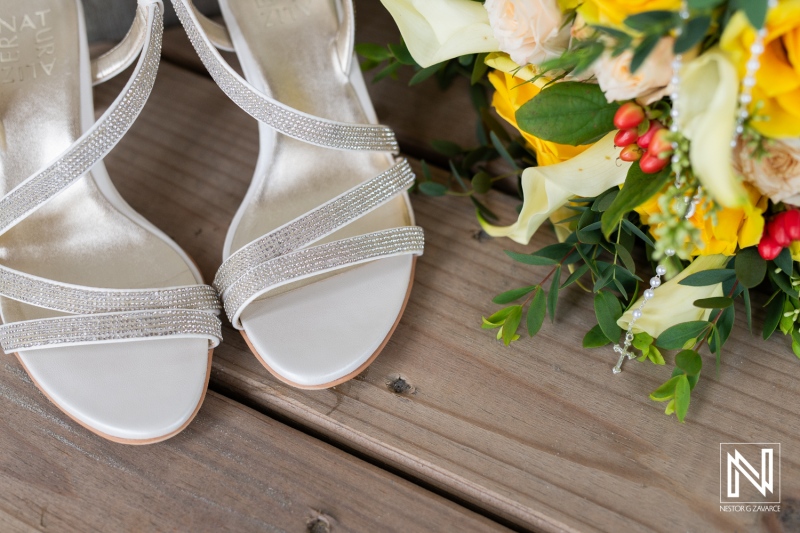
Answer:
[527,288,547,336]
[775,247,794,276]
[418,181,448,197]
[594,291,622,342]
[679,269,736,287]
[674,375,691,422]
[656,321,710,349]
[601,163,671,238]
[693,296,734,309]
[763,293,786,340]
[583,324,612,348]
[674,15,711,54]
[675,349,702,375]
[493,285,538,304]
[548,266,562,322]
[734,247,767,288]
[732,0,768,29]
[505,250,559,266]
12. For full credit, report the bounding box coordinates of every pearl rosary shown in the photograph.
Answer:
[612,1,772,374]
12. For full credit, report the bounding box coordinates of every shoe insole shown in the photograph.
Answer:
[0,0,209,442]
[219,0,415,387]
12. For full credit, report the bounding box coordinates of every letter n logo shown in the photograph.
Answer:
[720,443,781,504]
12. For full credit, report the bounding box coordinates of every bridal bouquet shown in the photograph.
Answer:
[364,0,800,421]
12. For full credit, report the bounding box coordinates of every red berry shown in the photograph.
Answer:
[637,121,663,149]
[614,102,646,130]
[781,209,800,241]
[614,128,639,147]
[767,217,791,247]
[649,128,674,157]
[639,151,669,173]
[758,235,783,261]
[620,144,642,162]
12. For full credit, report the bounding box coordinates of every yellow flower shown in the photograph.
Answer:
[636,183,767,256]
[577,0,681,26]
[720,1,800,138]
[488,68,589,165]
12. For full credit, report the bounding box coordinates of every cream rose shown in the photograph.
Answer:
[734,138,800,206]
[484,0,570,66]
[592,37,675,104]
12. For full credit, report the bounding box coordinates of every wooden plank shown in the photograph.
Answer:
[0,356,503,532]
[103,42,800,533]
[158,0,478,164]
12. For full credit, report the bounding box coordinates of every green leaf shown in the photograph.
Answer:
[561,263,590,288]
[592,189,619,212]
[716,306,735,347]
[502,306,523,346]
[735,247,767,288]
[780,299,795,335]
[527,288,547,336]
[679,269,736,286]
[490,131,519,169]
[743,287,753,333]
[768,268,799,297]
[733,0,769,29]
[484,306,516,327]
[649,346,666,365]
[688,0,725,8]
[601,163,671,238]
[763,293,786,340]
[515,82,620,146]
[656,321,710,349]
[632,332,654,351]
[493,285,538,304]
[621,218,655,247]
[471,53,489,85]
[372,61,401,83]
[548,266,562,322]
[650,376,681,401]
[775,247,794,276]
[792,330,800,359]
[630,33,660,73]
[674,15,711,54]
[624,10,680,31]
[388,42,415,65]
[355,43,392,61]
[505,250,559,266]
[583,324,612,348]
[431,139,463,157]
[693,296,734,309]
[409,63,440,85]
[594,292,622,342]
[615,244,636,275]
[471,172,492,194]
[675,349,703,375]
[418,181,448,196]
[674,375,691,422]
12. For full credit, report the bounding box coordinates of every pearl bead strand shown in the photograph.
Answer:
[612,1,772,374]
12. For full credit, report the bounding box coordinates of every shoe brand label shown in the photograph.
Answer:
[255,0,313,27]
[0,9,55,84]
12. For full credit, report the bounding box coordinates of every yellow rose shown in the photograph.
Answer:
[488,69,589,165]
[577,0,681,26]
[635,183,767,256]
[721,1,800,138]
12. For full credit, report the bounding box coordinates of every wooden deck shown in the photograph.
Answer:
[2,3,799,532]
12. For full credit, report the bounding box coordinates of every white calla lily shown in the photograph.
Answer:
[380,0,499,67]
[480,134,629,244]
[679,49,748,208]
[618,254,728,338]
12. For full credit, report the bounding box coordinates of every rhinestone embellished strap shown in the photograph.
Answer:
[214,160,415,293]
[224,227,424,328]
[171,0,399,153]
[0,309,223,352]
[0,264,220,314]
[0,2,163,237]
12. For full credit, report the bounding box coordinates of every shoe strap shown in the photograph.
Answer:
[0,0,164,238]
[171,0,399,153]
[0,309,222,352]
[0,264,220,315]
[214,160,415,294]
[223,227,424,329]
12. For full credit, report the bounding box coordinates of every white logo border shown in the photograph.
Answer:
[719,442,781,504]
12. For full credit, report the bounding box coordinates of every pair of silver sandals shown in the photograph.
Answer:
[0,0,423,443]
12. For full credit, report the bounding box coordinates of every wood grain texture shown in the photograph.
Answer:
[99,15,800,533]
[0,356,501,532]
[159,0,479,165]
